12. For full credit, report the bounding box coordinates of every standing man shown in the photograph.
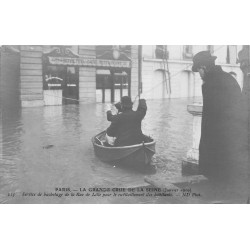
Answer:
[192,51,246,183]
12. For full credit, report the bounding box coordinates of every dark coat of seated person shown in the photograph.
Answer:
[106,96,147,146]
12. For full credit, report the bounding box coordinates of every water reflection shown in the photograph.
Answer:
[1,107,22,203]
[143,99,193,176]
[0,98,193,203]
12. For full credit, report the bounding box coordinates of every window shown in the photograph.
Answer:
[183,45,193,59]
[155,45,169,59]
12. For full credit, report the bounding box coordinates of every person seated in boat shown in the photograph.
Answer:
[106,96,147,147]
[106,101,123,122]
[104,102,123,146]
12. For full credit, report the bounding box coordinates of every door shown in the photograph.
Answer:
[152,70,166,99]
[113,71,128,102]
[62,66,79,105]
[43,65,79,105]
[96,70,130,103]
[180,71,194,98]
[43,65,64,105]
[96,70,112,103]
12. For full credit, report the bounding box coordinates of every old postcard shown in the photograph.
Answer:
[0,45,249,204]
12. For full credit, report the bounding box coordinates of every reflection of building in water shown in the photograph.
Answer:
[0,45,244,107]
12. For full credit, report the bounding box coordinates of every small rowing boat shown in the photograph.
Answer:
[92,131,156,167]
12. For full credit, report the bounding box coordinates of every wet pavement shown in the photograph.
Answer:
[1,98,203,203]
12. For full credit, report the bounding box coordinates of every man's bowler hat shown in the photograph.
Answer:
[192,51,217,72]
[121,96,133,108]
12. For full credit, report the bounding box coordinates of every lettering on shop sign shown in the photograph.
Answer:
[45,75,63,82]
[48,57,131,68]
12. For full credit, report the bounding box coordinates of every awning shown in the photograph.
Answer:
[114,71,128,76]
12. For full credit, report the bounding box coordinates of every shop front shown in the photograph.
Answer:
[43,47,80,105]
[95,45,131,103]
[96,69,130,103]
[18,45,137,107]
[42,46,132,105]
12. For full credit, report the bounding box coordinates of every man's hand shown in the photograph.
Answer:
[139,93,146,100]
[114,102,122,113]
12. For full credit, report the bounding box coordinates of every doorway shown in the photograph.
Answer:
[113,71,129,102]
[43,65,79,105]
[96,69,112,103]
[180,71,195,98]
[63,67,79,105]
[96,69,129,103]
[151,70,168,99]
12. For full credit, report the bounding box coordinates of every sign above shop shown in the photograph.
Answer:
[48,57,131,68]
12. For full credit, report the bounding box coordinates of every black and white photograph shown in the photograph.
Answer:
[1,1,250,249]
[1,44,248,204]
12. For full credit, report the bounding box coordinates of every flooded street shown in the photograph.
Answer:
[1,98,196,203]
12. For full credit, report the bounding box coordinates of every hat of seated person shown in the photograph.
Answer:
[192,51,217,72]
[121,96,133,108]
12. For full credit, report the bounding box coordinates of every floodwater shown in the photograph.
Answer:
[0,98,197,204]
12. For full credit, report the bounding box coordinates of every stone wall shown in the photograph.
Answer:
[20,46,44,107]
[142,59,203,99]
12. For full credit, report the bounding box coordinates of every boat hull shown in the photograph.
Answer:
[92,131,156,167]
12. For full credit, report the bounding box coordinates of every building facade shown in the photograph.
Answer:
[0,45,139,107]
[0,45,243,107]
[141,45,243,100]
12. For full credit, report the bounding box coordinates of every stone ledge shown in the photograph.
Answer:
[182,159,200,176]
[187,103,203,116]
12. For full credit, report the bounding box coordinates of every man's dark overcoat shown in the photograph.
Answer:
[199,66,246,181]
[106,99,147,146]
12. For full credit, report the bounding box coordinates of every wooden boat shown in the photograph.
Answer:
[92,131,156,167]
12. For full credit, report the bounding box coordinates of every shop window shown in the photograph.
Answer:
[183,45,193,59]
[96,70,112,89]
[155,45,169,59]
[43,65,65,90]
